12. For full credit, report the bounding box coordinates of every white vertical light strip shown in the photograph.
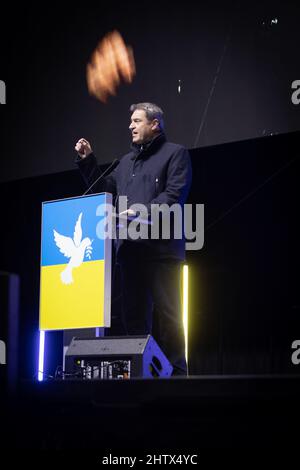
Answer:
[182,265,189,368]
[38,330,45,382]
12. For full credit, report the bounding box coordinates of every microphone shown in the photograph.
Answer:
[83,158,120,195]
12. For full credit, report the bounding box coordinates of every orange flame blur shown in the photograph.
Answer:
[86,30,136,103]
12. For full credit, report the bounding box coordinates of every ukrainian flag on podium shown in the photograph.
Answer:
[39,193,112,330]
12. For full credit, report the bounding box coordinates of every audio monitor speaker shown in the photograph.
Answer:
[65,334,173,379]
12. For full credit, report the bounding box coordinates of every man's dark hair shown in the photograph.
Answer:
[130,102,164,131]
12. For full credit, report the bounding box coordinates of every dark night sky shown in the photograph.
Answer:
[0,0,299,182]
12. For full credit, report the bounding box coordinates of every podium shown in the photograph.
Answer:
[39,192,112,331]
[38,192,174,379]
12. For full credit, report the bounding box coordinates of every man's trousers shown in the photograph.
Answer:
[118,243,187,375]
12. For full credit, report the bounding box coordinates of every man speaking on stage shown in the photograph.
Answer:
[75,102,192,375]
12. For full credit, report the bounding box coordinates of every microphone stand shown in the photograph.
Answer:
[83,158,120,196]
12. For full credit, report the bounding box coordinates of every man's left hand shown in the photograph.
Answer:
[119,209,136,218]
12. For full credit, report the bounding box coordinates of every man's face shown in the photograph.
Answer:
[129,109,158,144]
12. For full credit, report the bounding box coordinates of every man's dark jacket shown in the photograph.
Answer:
[76,133,192,260]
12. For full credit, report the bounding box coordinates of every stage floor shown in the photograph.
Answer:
[2,374,300,452]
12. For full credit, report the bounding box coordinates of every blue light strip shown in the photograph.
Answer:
[38,330,45,381]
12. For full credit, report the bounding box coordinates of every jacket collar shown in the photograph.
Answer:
[130,133,166,159]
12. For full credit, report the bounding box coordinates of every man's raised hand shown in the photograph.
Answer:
[75,138,93,158]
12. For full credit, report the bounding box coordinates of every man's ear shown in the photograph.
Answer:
[152,119,160,131]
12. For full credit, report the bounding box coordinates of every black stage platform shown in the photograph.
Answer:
[2,374,300,452]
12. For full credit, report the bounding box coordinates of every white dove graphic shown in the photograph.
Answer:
[53,212,93,285]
